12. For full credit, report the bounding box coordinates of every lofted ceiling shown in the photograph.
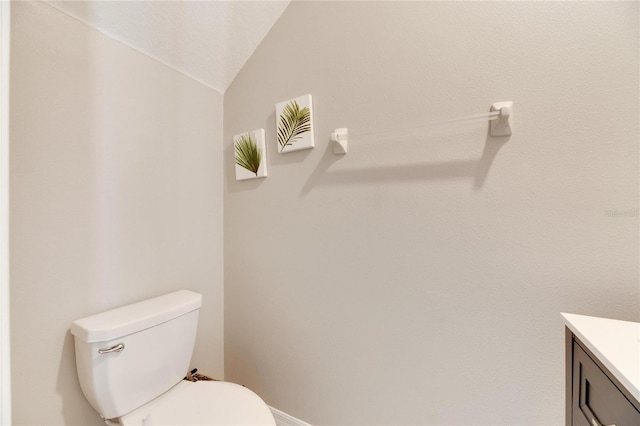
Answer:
[46,0,291,93]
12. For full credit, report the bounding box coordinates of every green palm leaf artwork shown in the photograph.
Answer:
[277,98,312,152]
[234,132,263,177]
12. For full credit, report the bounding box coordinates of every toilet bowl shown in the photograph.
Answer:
[70,290,275,425]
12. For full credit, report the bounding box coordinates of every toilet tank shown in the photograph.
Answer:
[70,290,202,420]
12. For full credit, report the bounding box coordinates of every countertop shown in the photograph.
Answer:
[562,313,640,403]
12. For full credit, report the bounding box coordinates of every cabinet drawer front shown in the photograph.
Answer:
[572,341,640,426]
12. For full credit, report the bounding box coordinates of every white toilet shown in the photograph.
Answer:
[70,290,276,425]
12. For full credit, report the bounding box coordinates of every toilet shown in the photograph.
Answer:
[70,290,276,425]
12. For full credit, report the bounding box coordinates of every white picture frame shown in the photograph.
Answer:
[233,128,267,180]
[275,94,314,153]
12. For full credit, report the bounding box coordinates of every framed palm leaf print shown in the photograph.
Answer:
[276,94,314,153]
[234,128,267,180]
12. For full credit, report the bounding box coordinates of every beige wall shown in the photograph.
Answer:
[0,0,11,424]
[10,2,223,425]
[224,2,639,424]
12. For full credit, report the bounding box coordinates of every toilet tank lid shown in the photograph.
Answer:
[71,290,202,343]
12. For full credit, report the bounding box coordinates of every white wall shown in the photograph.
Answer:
[10,2,223,425]
[224,2,639,424]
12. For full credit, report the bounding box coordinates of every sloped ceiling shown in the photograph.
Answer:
[46,0,291,93]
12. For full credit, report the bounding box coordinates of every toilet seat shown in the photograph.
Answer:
[118,381,276,425]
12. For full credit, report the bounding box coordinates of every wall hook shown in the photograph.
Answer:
[331,128,348,154]
[490,101,513,137]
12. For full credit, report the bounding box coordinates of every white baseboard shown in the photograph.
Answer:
[269,406,312,426]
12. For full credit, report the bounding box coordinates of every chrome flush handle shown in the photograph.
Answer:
[590,416,616,426]
[98,343,125,354]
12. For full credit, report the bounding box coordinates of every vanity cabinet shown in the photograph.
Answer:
[563,314,640,426]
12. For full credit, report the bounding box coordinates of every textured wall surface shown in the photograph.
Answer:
[224,2,639,424]
[10,2,223,425]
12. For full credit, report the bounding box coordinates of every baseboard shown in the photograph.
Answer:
[269,406,312,426]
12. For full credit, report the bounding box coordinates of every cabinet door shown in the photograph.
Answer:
[572,341,640,426]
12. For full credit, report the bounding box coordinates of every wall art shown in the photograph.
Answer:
[234,128,267,180]
[275,94,314,153]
